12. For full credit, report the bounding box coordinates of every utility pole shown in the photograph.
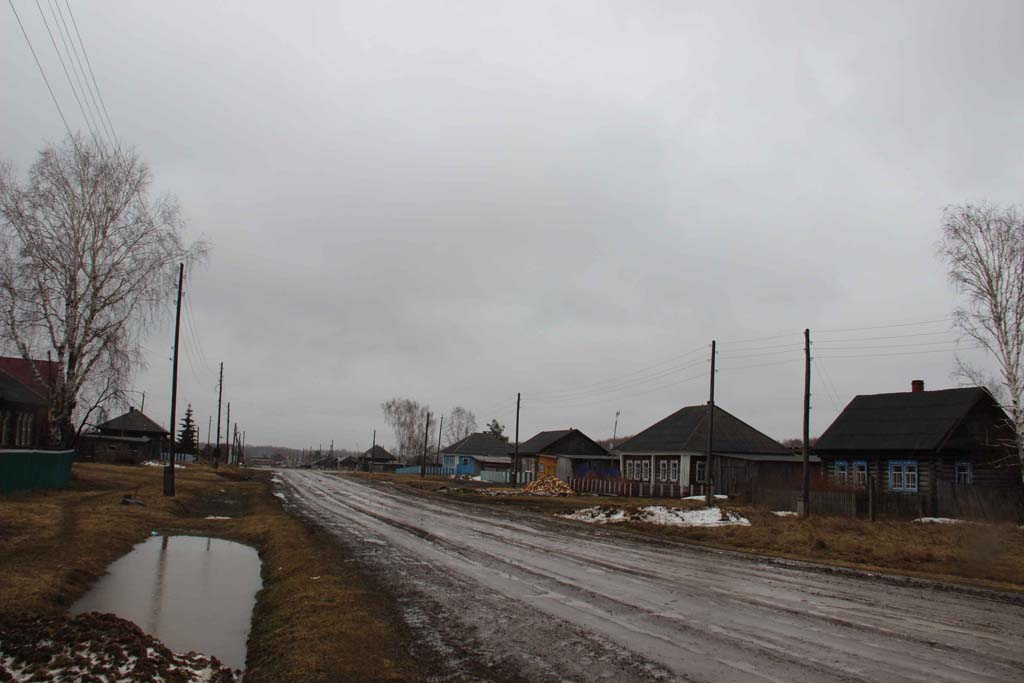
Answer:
[233,423,239,466]
[328,439,334,468]
[801,328,812,518]
[435,416,443,465]
[513,392,521,486]
[704,340,716,507]
[206,415,212,454]
[370,429,376,473]
[241,430,246,466]
[225,402,231,464]
[613,410,620,443]
[215,362,223,466]
[140,392,146,413]
[420,412,431,478]
[164,263,184,497]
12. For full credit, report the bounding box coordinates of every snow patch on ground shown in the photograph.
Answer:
[141,460,185,469]
[683,494,728,501]
[913,517,964,524]
[561,505,749,527]
[273,492,287,501]
[771,511,799,517]
[204,516,231,520]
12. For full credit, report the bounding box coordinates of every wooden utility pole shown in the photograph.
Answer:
[241,430,246,465]
[164,263,184,497]
[435,415,443,465]
[140,392,145,413]
[225,402,231,464]
[206,415,212,454]
[704,341,716,507]
[370,429,376,473]
[215,362,223,465]
[420,412,431,478]
[801,328,811,518]
[513,392,521,486]
[613,410,620,443]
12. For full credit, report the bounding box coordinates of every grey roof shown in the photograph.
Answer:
[814,387,995,453]
[98,408,168,435]
[442,432,512,457]
[361,444,397,461]
[0,369,47,407]
[617,404,789,455]
[517,428,608,456]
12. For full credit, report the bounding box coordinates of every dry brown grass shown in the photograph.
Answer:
[0,463,431,682]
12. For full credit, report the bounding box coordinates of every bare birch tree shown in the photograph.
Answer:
[381,397,431,463]
[0,136,206,447]
[938,202,1024,482]
[442,405,477,446]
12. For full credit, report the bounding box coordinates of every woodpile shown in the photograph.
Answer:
[525,476,574,496]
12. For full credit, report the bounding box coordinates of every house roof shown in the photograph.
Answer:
[361,444,397,461]
[0,356,57,399]
[0,369,47,407]
[442,432,512,457]
[97,407,169,435]
[518,428,609,456]
[617,404,789,455]
[814,387,995,453]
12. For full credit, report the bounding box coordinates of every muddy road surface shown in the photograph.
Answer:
[275,470,1024,683]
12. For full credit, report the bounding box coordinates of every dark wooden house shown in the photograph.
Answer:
[77,407,168,464]
[359,444,401,472]
[0,368,49,449]
[815,381,1022,518]
[517,428,615,481]
[616,404,803,495]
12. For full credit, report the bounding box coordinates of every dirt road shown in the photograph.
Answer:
[276,470,1024,683]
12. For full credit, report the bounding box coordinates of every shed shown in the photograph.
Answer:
[77,407,168,464]
[517,428,614,481]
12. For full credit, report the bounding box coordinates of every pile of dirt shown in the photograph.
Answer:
[0,612,240,682]
[524,477,574,496]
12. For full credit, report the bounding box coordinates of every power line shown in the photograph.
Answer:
[815,345,983,360]
[815,329,958,343]
[525,355,710,403]
[812,356,843,413]
[716,358,804,372]
[815,316,952,334]
[812,338,968,352]
[62,0,118,147]
[33,0,105,150]
[8,0,77,145]
[50,0,112,149]
[523,370,710,410]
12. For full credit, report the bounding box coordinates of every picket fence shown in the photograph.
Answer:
[479,470,537,484]
[568,478,693,499]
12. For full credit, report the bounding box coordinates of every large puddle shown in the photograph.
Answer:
[70,535,262,670]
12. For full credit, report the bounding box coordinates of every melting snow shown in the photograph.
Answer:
[141,460,185,469]
[683,494,728,501]
[561,505,749,527]
[771,511,799,517]
[204,516,231,520]
[913,517,964,524]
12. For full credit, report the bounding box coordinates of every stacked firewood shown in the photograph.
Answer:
[524,476,574,496]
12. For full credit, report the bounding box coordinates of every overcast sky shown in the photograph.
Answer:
[3,1,1023,450]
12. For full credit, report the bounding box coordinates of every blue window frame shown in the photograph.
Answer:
[888,460,919,493]
[955,461,973,485]
[852,460,868,486]
[834,460,849,483]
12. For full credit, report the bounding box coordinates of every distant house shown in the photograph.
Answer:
[441,433,512,476]
[337,454,360,470]
[517,428,615,481]
[616,404,801,495]
[77,407,169,464]
[0,368,49,449]
[360,444,401,472]
[814,381,1022,516]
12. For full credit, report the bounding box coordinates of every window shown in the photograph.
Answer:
[670,461,680,482]
[523,458,534,473]
[624,460,634,480]
[955,461,973,485]
[659,460,668,482]
[889,460,919,493]
[694,460,706,483]
[852,461,868,487]
[461,457,469,465]
[835,460,849,484]
[641,460,651,482]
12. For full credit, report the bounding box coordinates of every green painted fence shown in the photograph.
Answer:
[0,449,75,494]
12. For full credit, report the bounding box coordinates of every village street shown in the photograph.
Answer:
[275,471,1024,683]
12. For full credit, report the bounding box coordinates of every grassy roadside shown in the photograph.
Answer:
[354,472,1024,592]
[0,463,431,682]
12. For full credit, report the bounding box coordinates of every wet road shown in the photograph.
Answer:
[277,470,1024,683]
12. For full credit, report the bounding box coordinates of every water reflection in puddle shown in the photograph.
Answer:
[71,535,262,670]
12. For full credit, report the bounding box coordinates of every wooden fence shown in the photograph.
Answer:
[752,487,858,517]
[935,482,1023,521]
[568,478,691,499]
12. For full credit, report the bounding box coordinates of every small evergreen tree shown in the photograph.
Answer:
[486,418,507,442]
[178,404,198,454]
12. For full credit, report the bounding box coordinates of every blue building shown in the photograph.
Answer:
[441,432,512,476]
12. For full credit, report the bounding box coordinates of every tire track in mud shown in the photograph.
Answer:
[277,471,1024,683]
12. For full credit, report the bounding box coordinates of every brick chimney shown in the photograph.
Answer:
[911,379,925,393]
